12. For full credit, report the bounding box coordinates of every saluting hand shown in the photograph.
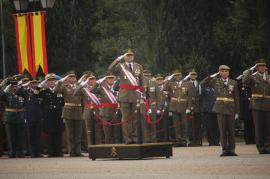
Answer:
[250,64,257,71]
[210,72,219,78]
[116,53,128,62]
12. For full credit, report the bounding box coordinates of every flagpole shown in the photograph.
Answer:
[0,0,6,78]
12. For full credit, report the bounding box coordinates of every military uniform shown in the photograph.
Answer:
[163,71,191,146]
[242,60,270,154]
[39,81,64,157]
[16,83,43,157]
[0,82,26,158]
[108,49,144,144]
[201,65,239,156]
[54,73,83,156]
[91,76,119,144]
[187,78,202,146]
[143,77,159,142]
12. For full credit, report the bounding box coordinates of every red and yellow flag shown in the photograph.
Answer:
[29,11,48,76]
[13,13,34,77]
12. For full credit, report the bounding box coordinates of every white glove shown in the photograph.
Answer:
[80,78,89,87]
[210,72,219,78]
[4,84,11,93]
[236,75,243,80]
[250,64,257,71]
[156,110,161,114]
[116,53,127,62]
[186,109,191,114]
[22,81,31,87]
[78,74,87,83]
[59,75,70,83]
[147,109,152,114]
[166,74,175,81]
[183,73,191,81]
[235,113,239,120]
[96,77,106,84]
[169,112,173,117]
[38,79,47,88]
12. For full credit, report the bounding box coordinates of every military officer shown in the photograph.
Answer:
[108,48,144,144]
[242,59,270,154]
[39,73,65,157]
[201,65,239,156]
[54,71,84,157]
[0,78,26,158]
[163,70,191,147]
[186,69,202,146]
[16,79,43,157]
[74,72,104,145]
[91,73,120,144]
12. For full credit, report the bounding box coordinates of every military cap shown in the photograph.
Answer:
[66,70,76,77]
[105,72,116,79]
[45,73,56,81]
[173,69,182,76]
[256,59,267,66]
[189,69,198,75]
[125,48,134,56]
[7,78,18,85]
[155,74,164,80]
[219,65,230,71]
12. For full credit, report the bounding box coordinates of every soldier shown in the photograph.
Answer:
[108,48,144,144]
[74,72,104,145]
[54,71,84,157]
[163,70,191,147]
[186,69,202,146]
[242,59,270,154]
[155,74,167,142]
[16,79,43,157]
[91,73,120,144]
[201,65,239,156]
[0,78,26,158]
[39,73,65,157]
[142,71,159,143]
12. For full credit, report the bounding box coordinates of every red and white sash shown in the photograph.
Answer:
[119,63,138,85]
[101,86,117,104]
[83,87,100,105]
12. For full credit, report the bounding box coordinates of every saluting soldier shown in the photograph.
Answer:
[74,72,104,145]
[185,69,202,146]
[143,71,159,143]
[0,78,26,158]
[108,48,144,144]
[201,65,239,156]
[16,79,43,157]
[163,70,191,147]
[54,71,84,157]
[242,59,270,154]
[91,72,120,144]
[39,73,65,157]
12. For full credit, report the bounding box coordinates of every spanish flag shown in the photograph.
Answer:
[13,13,33,76]
[29,11,48,76]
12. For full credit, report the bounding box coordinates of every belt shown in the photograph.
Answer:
[120,84,144,91]
[171,97,187,102]
[84,103,118,109]
[251,94,270,99]
[5,108,24,112]
[216,97,234,102]
[64,103,82,107]
[84,104,98,109]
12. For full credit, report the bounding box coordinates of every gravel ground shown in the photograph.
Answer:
[0,143,269,179]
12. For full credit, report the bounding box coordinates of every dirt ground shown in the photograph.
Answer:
[0,143,269,179]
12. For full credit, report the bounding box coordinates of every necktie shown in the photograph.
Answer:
[193,81,196,88]
[128,63,132,72]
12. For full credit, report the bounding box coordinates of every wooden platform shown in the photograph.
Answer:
[88,142,173,160]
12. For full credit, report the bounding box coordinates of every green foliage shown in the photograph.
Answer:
[0,0,270,78]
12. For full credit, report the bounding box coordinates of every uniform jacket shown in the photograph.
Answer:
[201,76,239,115]
[242,70,270,111]
[108,59,144,103]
